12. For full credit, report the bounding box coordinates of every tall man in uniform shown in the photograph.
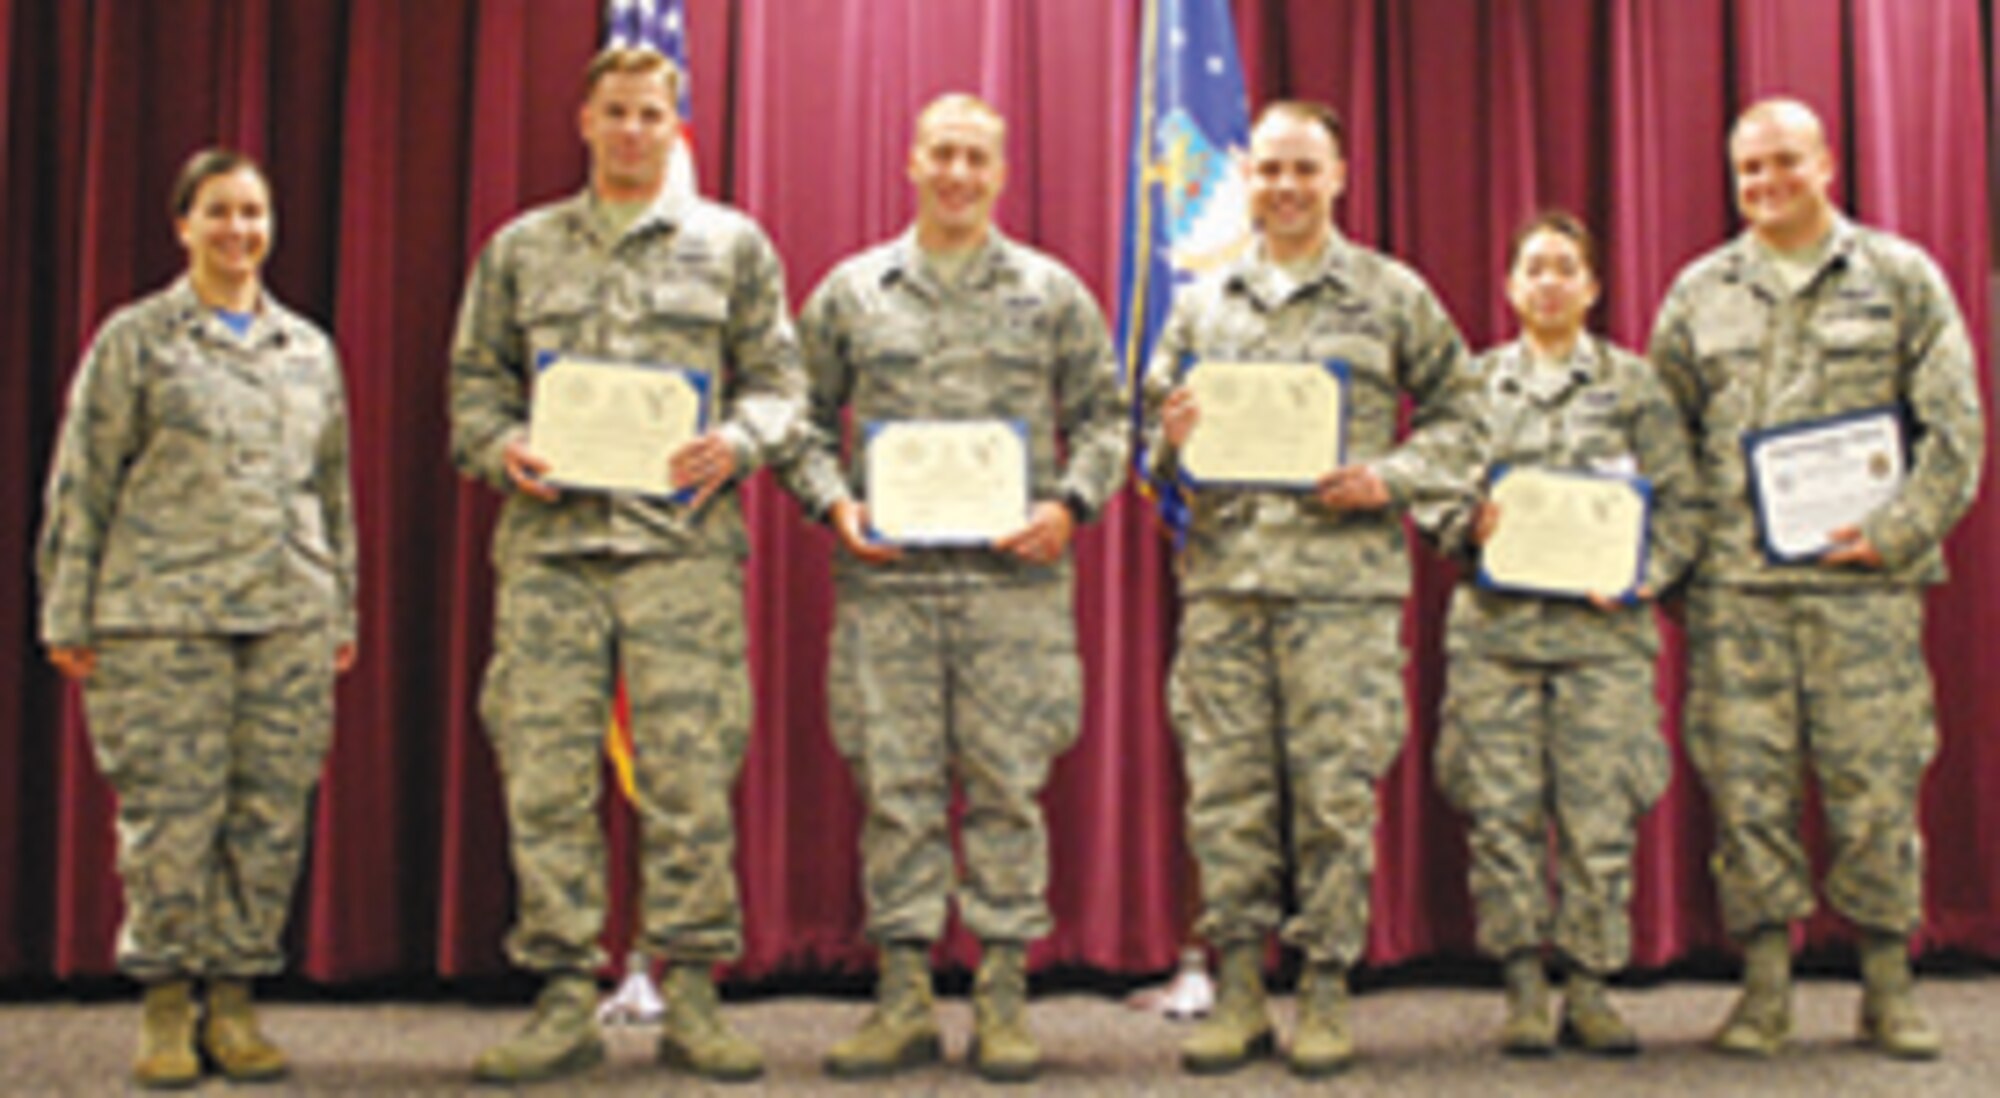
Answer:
[449,46,805,1084]
[1141,100,1473,1076]
[1649,98,1983,1060]
[779,93,1127,1082]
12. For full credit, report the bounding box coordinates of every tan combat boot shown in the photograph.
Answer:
[1857,931,1942,1060]
[1713,925,1792,1057]
[1178,944,1274,1074]
[1498,952,1555,1056]
[969,941,1041,1082]
[656,961,764,1081]
[201,978,290,1080]
[1288,960,1354,1077]
[1560,970,1639,1056]
[133,979,200,1090]
[823,942,942,1077]
[471,973,605,1084]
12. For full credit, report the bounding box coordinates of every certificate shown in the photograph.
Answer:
[1179,359,1349,489]
[1744,407,1905,563]
[864,419,1029,546]
[529,351,710,498]
[1477,466,1652,600]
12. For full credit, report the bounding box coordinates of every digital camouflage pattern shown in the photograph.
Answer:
[1140,233,1473,600]
[450,188,807,565]
[1168,597,1405,966]
[1426,338,1700,662]
[39,277,357,648]
[1426,337,1695,974]
[480,555,751,970]
[1651,218,1983,939]
[826,581,1080,943]
[1437,655,1667,973]
[82,628,336,980]
[36,277,354,983]
[787,230,1122,943]
[1648,218,1982,588]
[1141,235,1472,966]
[451,187,802,971]
[784,229,1129,588]
[1684,586,1935,937]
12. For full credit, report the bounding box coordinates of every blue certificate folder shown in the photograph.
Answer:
[1741,405,1907,564]
[1473,464,1653,603]
[1177,356,1351,491]
[531,350,712,502]
[860,418,1032,547]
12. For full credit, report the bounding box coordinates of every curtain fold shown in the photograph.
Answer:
[1,0,1993,983]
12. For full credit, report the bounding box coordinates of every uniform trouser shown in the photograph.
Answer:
[82,627,335,981]
[1435,654,1668,974]
[1685,585,1937,939]
[1169,595,1407,966]
[481,554,751,972]
[827,580,1081,944]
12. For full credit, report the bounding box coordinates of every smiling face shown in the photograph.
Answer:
[1506,227,1599,343]
[176,166,272,288]
[908,99,1006,248]
[1245,110,1346,261]
[1730,101,1835,250]
[580,67,680,201]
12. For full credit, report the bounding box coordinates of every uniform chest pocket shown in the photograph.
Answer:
[628,284,729,365]
[146,351,228,439]
[519,282,598,359]
[1817,315,1901,411]
[849,326,928,408]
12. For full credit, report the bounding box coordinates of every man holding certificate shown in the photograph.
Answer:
[1650,98,1984,1060]
[1140,100,1474,1077]
[779,94,1127,1082]
[1425,212,1699,1056]
[448,46,805,1084]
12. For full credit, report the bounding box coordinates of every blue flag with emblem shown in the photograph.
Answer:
[1115,0,1254,539]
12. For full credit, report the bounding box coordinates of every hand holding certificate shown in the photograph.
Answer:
[1477,466,1651,601]
[528,351,709,498]
[1744,407,1905,563]
[1179,360,1349,489]
[864,419,1029,546]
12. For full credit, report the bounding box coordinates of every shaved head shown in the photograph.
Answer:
[1727,97,1836,249]
[1729,98,1827,158]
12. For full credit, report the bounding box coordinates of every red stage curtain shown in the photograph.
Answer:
[1,0,1994,984]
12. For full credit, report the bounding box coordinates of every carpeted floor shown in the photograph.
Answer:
[2,974,1994,1095]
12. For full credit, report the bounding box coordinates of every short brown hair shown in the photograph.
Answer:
[1507,209,1598,276]
[170,148,268,219]
[1253,100,1345,156]
[913,92,1007,148]
[583,44,683,104]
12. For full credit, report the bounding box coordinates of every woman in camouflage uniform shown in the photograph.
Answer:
[1429,212,1697,1057]
[37,148,357,1089]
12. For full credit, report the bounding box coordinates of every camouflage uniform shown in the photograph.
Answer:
[450,188,804,971]
[1427,338,1698,974]
[781,229,1127,944]
[1649,217,1983,938]
[1140,234,1471,965]
[37,277,356,979]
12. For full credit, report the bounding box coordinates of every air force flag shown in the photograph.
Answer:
[1116,0,1254,531]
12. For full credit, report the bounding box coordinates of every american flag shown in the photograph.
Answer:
[605,0,699,200]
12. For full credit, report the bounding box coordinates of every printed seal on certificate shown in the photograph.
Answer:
[528,351,710,498]
[1179,358,1350,489]
[1742,406,1906,563]
[863,418,1030,546]
[1476,465,1653,601]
